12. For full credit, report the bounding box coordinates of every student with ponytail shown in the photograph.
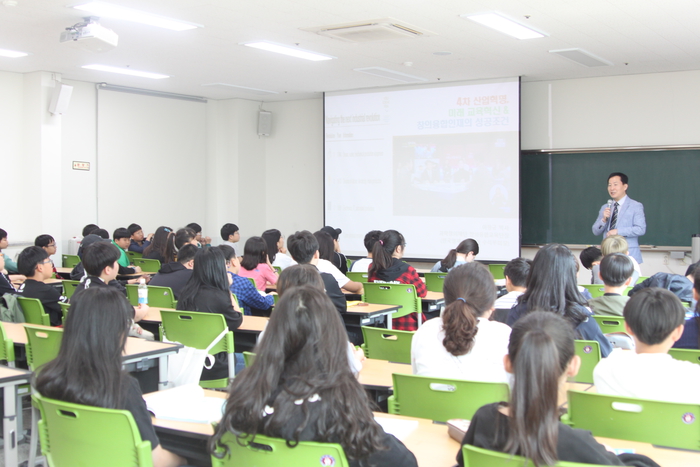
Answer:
[163,228,198,264]
[411,262,510,382]
[368,230,427,331]
[457,311,659,467]
[431,238,479,273]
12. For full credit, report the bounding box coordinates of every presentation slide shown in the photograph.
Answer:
[324,78,520,262]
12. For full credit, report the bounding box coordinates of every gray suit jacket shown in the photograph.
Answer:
[592,196,646,263]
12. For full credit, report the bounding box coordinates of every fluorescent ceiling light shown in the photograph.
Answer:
[462,12,546,40]
[242,41,335,61]
[202,83,278,94]
[82,64,169,79]
[72,2,202,31]
[354,67,428,83]
[550,48,613,67]
[0,48,28,58]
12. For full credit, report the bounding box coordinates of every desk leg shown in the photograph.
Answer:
[3,385,18,467]
[386,314,392,330]
[158,356,169,391]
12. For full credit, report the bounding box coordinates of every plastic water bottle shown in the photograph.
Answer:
[138,278,148,306]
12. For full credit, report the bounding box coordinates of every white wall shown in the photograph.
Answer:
[0,71,24,241]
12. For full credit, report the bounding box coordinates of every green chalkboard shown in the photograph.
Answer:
[520,149,700,246]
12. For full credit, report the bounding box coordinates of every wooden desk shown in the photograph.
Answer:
[358,358,411,390]
[0,365,32,467]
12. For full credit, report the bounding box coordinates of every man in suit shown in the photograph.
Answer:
[592,172,646,263]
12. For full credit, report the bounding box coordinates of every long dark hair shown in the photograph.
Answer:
[504,311,575,467]
[143,226,172,258]
[442,263,496,356]
[369,230,405,277]
[164,228,196,264]
[178,247,230,311]
[240,237,268,271]
[262,229,282,264]
[34,287,132,409]
[439,238,479,272]
[695,268,700,349]
[518,244,587,325]
[313,230,335,262]
[209,286,386,460]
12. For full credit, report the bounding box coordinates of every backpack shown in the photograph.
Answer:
[0,293,26,323]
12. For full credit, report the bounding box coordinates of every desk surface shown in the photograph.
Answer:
[142,307,269,332]
[0,365,32,385]
[345,303,400,316]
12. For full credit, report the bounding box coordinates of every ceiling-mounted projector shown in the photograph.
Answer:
[60,17,118,53]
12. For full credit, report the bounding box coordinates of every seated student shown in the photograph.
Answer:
[128,223,153,253]
[186,222,211,247]
[458,312,658,467]
[209,285,417,467]
[314,230,363,294]
[412,262,511,382]
[0,252,17,295]
[163,228,198,265]
[368,230,427,331]
[0,228,19,274]
[579,246,603,284]
[219,245,274,316]
[237,236,279,291]
[177,247,243,381]
[593,235,640,285]
[629,261,698,307]
[588,253,634,316]
[71,234,142,281]
[674,267,700,349]
[594,288,700,404]
[17,246,68,326]
[34,234,58,274]
[350,230,382,273]
[112,228,142,272]
[507,244,612,357]
[220,223,240,249]
[262,229,296,270]
[493,258,531,309]
[34,287,186,467]
[148,244,197,299]
[320,225,349,274]
[73,241,151,339]
[143,226,173,263]
[81,223,99,238]
[92,228,110,239]
[431,238,479,273]
[287,230,346,314]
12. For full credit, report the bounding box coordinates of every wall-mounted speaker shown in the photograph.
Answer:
[49,83,74,115]
[258,110,272,136]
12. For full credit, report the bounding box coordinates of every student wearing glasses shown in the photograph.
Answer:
[16,246,68,326]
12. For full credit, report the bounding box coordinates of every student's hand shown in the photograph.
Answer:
[353,346,366,363]
[203,235,211,245]
[134,266,142,273]
[606,229,618,237]
[602,207,611,222]
[134,304,149,322]
[230,294,241,312]
[228,273,233,286]
[146,233,154,241]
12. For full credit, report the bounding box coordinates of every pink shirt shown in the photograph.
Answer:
[238,263,278,291]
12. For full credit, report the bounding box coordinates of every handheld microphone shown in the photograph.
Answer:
[604,199,613,223]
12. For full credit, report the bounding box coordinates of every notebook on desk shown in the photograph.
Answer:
[145,384,225,424]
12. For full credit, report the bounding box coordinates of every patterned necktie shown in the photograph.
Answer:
[610,202,619,230]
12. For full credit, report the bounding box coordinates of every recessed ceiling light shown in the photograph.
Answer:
[433,51,452,56]
[550,48,613,67]
[82,64,169,79]
[354,67,428,83]
[462,12,546,40]
[0,48,28,58]
[241,41,335,61]
[202,83,278,94]
[72,2,202,31]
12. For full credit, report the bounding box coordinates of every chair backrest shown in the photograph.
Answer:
[388,373,509,422]
[132,258,161,272]
[247,277,258,289]
[363,282,420,319]
[581,284,605,298]
[211,432,349,467]
[125,285,176,308]
[62,280,80,299]
[243,351,256,367]
[423,272,447,293]
[61,254,80,268]
[272,265,282,275]
[669,348,700,365]
[568,340,601,384]
[591,315,626,334]
[0,322,15,365]
[346,258,352,271]
[126,251,143,261]
[636,275,649,285]
[160,310,233,354]
[24,325,64,371]
[462,444,606,467]
[488,264,507,280]
[17,296,51,326]
[567,390,700,451]
[60,302,70,324]
[33,393,153,467]
[345,271,369,283]
[360,327,414,364]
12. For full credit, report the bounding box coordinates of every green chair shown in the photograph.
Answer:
[567,390,700,451]
[568,340,600,384]
[360,327,414,364]
[17,297,51,326]
[636,276,649,285]
[125,285,176,308]
[160,310,235,388]
[581,284,605,298]
[272,265,282,275]
[462,444,605,467]
[387,373,509,422]
[132,258,161,273]
[346,271,369,283]
[488,264,507,280]
[363,282,420,329]
[61,254,80,268]
[248,277,257,289]
[346,258,353,272]
[0,322,15,366]
[126,251,143,261]
[33,393,154,467]
[423,272,447,293]
[591,315,627,334]
[211,432,349,467]
[62,280,80,299]
[60,302,70,324]
[669,348,700,365]
[24,325,63,372]
[243,351,256,367]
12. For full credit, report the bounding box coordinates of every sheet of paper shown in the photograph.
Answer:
[374,416,419,440]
